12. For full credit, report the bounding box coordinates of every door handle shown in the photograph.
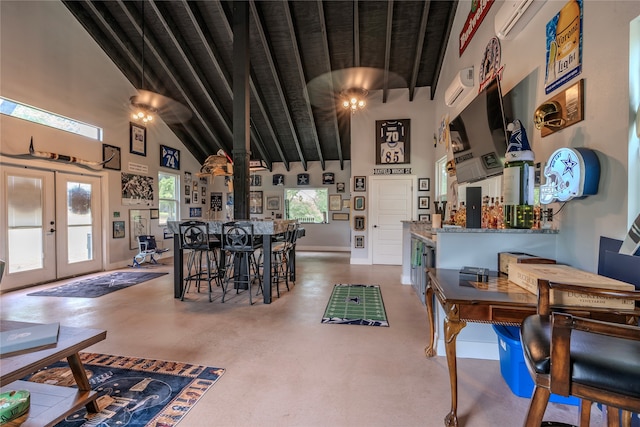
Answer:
[373,225,378,228]
[49,228,56,233]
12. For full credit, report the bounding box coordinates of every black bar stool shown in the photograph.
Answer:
[179,220,223,302]
[221,221,262,304]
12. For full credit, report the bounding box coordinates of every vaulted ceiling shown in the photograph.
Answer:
[62,0,458,171]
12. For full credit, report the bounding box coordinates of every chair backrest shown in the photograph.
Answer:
[179,221,210,250]
[286,223,298,246]
[222,221,255,252]
[137,235,158,251]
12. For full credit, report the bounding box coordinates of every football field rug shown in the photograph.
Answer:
[24,352,225,427]
[321,284,389,327]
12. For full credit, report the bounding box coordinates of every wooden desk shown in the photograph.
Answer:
[0,320,107,427]
[425,269,639,427]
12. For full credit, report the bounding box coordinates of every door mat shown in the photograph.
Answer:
[27,272,167,298]
[24,352,225,427]
[321,284,388,327]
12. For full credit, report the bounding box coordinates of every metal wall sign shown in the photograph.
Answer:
[373,168,412,175]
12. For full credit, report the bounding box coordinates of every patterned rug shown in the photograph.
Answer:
[321,284,389,327]
[27,272,167,298]
[24,352,225,427]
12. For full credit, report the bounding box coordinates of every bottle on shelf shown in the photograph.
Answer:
[502,120,535,229]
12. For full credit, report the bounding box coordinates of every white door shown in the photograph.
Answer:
[370,176,414,265]
[0,166,103,291]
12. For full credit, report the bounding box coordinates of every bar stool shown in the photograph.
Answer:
[179,220,223,302]
[258,222,297,298]
[221,221,261,304]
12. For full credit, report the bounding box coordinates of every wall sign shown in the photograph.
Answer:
[373,168,412,175]
[544,0,583,94]
[459,0,495,56]
[540,147,600,204]
[376,119,410,165]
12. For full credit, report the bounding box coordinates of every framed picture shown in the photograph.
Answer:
[332,212,349,221]
[129,209,150,250]
[419,214,431,222]
[354,235,365,249]
[297,173,310,185]
[322,172,335,185]
[129,122,147,156]
[112,220,125,239]
[273,174,285,186]
[376,119,410,164]
[336,182,345,193]
[150,208,159,219]
[353,196,365,211]
[250,174,262,186]
[250,191,263,214]
[160,145,180,170]
[418,178,430,191]
[102,144,121,170]
[329,194,342,211]
[189,207,202,217]
[354,215,365,231]
[342,199,350,209]
[419,196,430,209]
[266,195,281,211]
[354,176,366,192]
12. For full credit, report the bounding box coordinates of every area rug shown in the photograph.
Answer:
[24,352,225,427]
[27,272,167,298]
[321,284,388,327]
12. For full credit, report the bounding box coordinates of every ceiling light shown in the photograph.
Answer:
[131,102,156,124]
[340,88,368,114]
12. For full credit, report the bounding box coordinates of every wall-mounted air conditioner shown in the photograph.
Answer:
[494,0,546,40]
[445,67,474,107]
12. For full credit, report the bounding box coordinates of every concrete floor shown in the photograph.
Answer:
[1,251,593,426]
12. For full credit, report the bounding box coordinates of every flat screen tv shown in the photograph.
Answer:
[449,77,511,184]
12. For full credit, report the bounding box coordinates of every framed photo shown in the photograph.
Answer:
[354,215,365,231]
[160,145,180,170]
[376,119,410,164]
[273,174,285,186]
[354,176,366,192]
[353,196,365,211]
[129,122,147,156]
[336,182,345,193]
[329,194,342,211]
[102,144,121,170]
[129,209,150,249]
[342,199,350,209]
[322,172,335,185]
[250,174,262,186]
[332,212,349,221]
[418,178,430,191]
[419,196,430,209]
[112,220,125,239]
[297,173,309,185]
[150,208,159,219]
[419,214,431,222]
[250,191,263,214]
[266,195,281,211]
[189,207,202,218]
[354,235,365,249]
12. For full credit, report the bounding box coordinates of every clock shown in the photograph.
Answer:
[480,37,501,84]
[102,144,121,170]
[540,147,600,204]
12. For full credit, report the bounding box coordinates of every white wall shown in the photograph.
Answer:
[434,0,640,271]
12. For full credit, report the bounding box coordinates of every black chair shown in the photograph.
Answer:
[179,221,223,302]
[520,279,640,427]
[221,221,262,304]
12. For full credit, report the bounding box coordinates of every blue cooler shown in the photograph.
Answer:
[492,325,579,406]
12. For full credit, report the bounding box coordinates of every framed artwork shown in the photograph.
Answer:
[418,196,430,209]
[150,208,159,219]
[354,215,365,231]
[193,191,198,204]
[336,182,345,193]
[250,191,263,214]
[322,172,335,185]
[112,220,125,239]
[163,228,173,239]
[376,119,410,164]
[297,173,309,185]
[250,174,262,186]
[102,144,121,170]
[266,195,281,211]
[353,196,365,211]
[211,192,223,211]
[332,213,349,221]
[354,235,365,249]
[354,176,366,192]
[419,214,431,222]
[129,209,150,250]
[418,178,430,191]
[129,122,147,156]
[160,145,180,170]
[189,207,202,218]
[342,199,350,209]
[184,171,192,184]
[273,174,285,186]
[329,194,342,211]
[121,173,154,206]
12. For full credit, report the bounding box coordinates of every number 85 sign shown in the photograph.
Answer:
[376,119,410,165]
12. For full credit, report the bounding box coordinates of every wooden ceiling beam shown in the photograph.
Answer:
[382,0,394,104]
[409,1,430,102]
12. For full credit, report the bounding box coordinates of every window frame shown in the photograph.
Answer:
[284,187,329,224]
[158,171,180,226]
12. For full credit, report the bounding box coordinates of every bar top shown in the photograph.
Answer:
[167,219,296,235]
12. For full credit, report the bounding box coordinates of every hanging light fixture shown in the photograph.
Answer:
[340,88,368,114]
[130,0,154,124]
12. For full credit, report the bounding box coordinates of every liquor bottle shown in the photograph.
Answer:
[503,120,535,229]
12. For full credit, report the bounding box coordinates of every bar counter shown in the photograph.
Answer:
[167,219,298,304]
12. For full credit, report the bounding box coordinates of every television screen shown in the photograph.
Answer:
[449,78,510,184]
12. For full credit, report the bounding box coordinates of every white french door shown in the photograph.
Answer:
[1,166,103,291]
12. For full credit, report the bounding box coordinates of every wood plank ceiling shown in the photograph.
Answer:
[62,0,458,171]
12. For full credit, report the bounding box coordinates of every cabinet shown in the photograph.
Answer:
[410,237,435,304]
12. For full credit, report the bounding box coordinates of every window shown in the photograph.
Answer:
[158,172,179,225]
[284,188,328,223]
[0,96,103,141]
[435,155,448,201]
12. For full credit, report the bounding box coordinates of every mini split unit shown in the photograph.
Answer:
[445,67,474,107]
[494,0,547,40]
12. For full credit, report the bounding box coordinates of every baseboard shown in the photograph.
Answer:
[297,245,350,252]
[401,274,412,285]
[349,258,371,265]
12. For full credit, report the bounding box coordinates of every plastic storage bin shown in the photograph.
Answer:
[492,325,579,406]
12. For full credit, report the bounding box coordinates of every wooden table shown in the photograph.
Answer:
[424,269,639,427]
[0,320,107,427]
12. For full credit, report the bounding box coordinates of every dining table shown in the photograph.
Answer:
[167,219,299,304]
